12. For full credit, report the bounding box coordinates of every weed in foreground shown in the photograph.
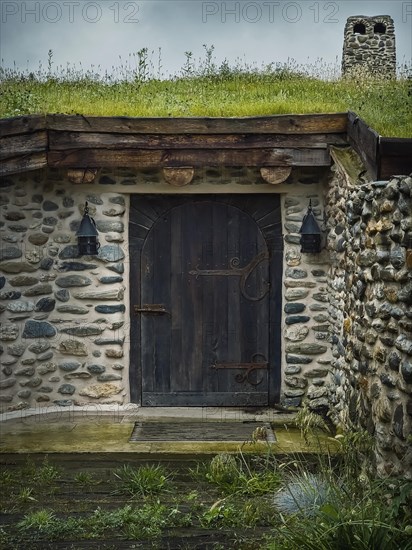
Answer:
[113,463,172,497]
[18,509,56,531]
[34,458,61,484]
[74,471,100,488]
[195,451,282,497]
[17,487,37,504]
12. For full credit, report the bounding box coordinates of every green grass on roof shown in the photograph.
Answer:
[1,49,411,137]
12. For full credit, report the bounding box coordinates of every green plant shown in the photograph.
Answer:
[113,464,172,497]
[333,429,374,481]
[17,487,37,504]
[207,453,239,485]
[0,469,15,486]
[199,452,281,497]
[295,402,334,443]
[200,500,239,528]
[272,500,412,550]
[18,509,56,531]
[122,502,171,539]
[74,471,99,487]
[34,457,61,484]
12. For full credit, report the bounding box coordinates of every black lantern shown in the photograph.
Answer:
[76,202,100,256]
[299,201,323,254]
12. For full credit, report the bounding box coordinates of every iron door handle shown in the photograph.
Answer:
[134,304,170,315]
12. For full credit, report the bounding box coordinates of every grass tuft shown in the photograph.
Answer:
[113,463,172,497]
[0,48,411,136]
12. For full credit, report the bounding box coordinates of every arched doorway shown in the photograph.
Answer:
[130,195,283,406]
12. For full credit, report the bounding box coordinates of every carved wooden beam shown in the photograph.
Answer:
[67,168,98,184]
[260,166,292,184]
[162,167,194,186]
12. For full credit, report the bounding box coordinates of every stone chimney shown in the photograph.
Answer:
[342,15,396,77]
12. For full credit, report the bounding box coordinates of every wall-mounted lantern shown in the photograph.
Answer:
[76,202,100,256]
[299,201,324,254]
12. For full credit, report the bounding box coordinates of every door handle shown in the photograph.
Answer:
[134,304,170,315]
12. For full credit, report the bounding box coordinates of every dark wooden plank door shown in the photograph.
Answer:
[129,195,282,407]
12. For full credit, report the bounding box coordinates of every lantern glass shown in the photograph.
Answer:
[300,234,322,254]
[78,236,100,256]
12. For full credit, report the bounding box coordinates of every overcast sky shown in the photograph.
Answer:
[0,0,411,78]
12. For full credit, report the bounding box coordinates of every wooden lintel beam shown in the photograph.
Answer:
[48,131,347,150]
[0,153,48,176]
[47,113,348,135]
[0,115,46,137]
[48,148,331,168]
[0,131,48,160]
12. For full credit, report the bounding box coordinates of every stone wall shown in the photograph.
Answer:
[0,165,334,412]
[326,158,412,477]
[0,171,129,411]
[342,15,396,78]
[281,193,333,409]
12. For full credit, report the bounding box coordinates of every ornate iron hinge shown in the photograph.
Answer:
[211,354,268,386]
[189,251,270,301]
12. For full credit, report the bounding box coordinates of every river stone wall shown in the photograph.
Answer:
[0,171,128,411]
[342,15,396,78]
[326,165,412,477]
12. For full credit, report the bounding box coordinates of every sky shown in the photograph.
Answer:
[0,0,411,78]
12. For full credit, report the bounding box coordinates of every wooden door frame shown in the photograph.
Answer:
[129,194,283,407]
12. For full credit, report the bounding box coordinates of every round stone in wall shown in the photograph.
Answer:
[98,245,125,263]
[23,284,53,297]
[59,340,88,356]
[56,275,92,288]
[87,364,106,374]
[22,320,56,338]
[40,258,54,271]
[401,361,412,384]
[285,288,309,301]
[7,343,26,356]
[29,340,51,354]
[58,384,76,395]
[0,324,19,341]
[59,361,82,372]
[9,276,39,287]
[43,201,59,211]
[55,289,70,302]
[0,246,22,261]
[6,301,35,313]
[35,297,56,312]
[285,326,310,341]
[58,245,80,260]
[28,233,49,246]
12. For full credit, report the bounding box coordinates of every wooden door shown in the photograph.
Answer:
[129,195,282,407]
